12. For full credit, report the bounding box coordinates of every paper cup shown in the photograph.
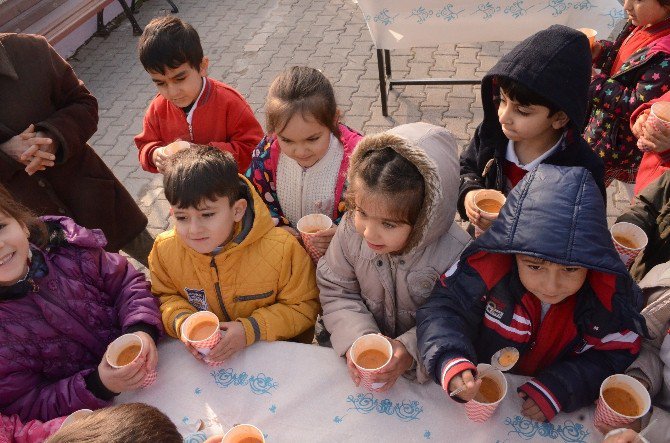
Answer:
[473,190,506,237]
[464,363,508,423]
[594,374,651,429]
[610,222,648,268]
[181,311,224,366]
[349,334,393,391]
[105,333,157,388]
[578,28,597,48]
[59,408,93,430]
[296,213,333,263]
[222,424,265,443]
[642,102,670,152]
[163,140,190,156]
[603,428,649,443]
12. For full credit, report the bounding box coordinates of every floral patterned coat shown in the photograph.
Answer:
[585,22,670,184]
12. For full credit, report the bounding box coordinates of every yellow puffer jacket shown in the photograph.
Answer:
[149,176,320,345]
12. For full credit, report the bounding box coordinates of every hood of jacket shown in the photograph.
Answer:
[349,122,460,255]
[480,25,591,140]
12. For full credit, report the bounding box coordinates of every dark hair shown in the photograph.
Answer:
[266,66,340,138]
[495,76,560,117]
[46,403,182,443]
[347,147,424,225]
[0,184,47,247]
[138,16,203,74]
[163,144,244,208]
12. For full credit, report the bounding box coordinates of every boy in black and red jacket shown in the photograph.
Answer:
[417,164,648,422]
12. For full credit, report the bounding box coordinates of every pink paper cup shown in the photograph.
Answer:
[473,190,506,237]
[105,333,157,389]
[464,363,508,423]
[349,334,393,391]
[180,311,223,365]
[222,424,265,443]
[297,213,333,263]
[594,374,651,429]
[610,222,648,268]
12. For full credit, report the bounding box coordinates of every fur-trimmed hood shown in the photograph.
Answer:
[349,122,460,255]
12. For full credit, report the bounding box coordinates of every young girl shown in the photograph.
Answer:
[317,122,471,389]
[0,186,163,422]
[585,0,670,193]
[245,66,363,255]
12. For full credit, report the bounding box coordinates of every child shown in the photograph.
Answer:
[417,164,648,422]
[318,122,471,389]
[134,16,263,174]
[150,145,319,363]
[0,186,163,422]
[46,403,182,443]
[585,0,670,191]
[616,171,669,281]
[630,93,670,193]
[246,66,363,255]
[1,414,64,443]
[459,25,605,234]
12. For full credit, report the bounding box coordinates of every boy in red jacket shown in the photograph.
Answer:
[134,16,263,174]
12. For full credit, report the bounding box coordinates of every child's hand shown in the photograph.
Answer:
[518,391,547,422]
[98,351,147,393]
[279,225,301,240]
[308,226,337,255]
[639,117,670,154]
[370,338,415,392]
[345,348,362,387]
[632,110,650,138]
[602,428,641,443]
[182,340,206,361]
[464,190,494,231]
[133,331,158,373]
[448,369,481,402]
[152,147,170,173]
[591,41,602,61]
[206,321,247,363]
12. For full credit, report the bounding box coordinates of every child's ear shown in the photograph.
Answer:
[333,109,341,127]
[199,57,209,77]
[551,111,570,130]
[232,198,247,222]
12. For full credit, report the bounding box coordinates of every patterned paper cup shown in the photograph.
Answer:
[59,408,93,430]
[349,334,393,391]
[181,311,224,366]
[297,213,333,263]
[610,222,648,268]
[105,333,157,388]
[594,374,651,429]
[473,190,506,237]
[222,424,265,443]
[464,363,508,423]
[578,28,597,48]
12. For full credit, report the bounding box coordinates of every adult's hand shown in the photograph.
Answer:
[0,124,54,168]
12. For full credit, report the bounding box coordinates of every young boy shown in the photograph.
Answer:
[459,25,605,234]
[149,145,319,362]
[134,17,263,174]
[417,164,648,422]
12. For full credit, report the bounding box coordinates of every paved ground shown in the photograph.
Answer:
[68,0,631,265]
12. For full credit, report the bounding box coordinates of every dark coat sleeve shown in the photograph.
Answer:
[458,124,488,220]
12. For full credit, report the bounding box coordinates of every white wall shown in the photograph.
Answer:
[52,2,123,59]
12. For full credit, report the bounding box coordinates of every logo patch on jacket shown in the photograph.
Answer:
[486,301,504,320]
[185,287,208,311]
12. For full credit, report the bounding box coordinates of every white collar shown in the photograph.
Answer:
[186,77,207,126]
[505,133,565,171]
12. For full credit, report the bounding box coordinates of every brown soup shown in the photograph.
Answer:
[188,321,219,341]
[613,235,638,250]
[355,349,389,370]
[474,377,501,404]
[116,344,141,366]
[237,438,263,443]
[602,386,640,417]
[477,198,502,214]
[301,226,322,234]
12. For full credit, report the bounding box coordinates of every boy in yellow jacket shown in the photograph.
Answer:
[149,145,319,363]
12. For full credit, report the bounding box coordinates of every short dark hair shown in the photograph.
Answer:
[46,403,182,443]
[496,76,560,116]
[163,145,244,209]
[138,16,203,74]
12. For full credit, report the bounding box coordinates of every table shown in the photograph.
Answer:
[356,0,626,116]
[119,339,599,442]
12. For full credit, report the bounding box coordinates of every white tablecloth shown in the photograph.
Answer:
[357,0,625,49]
[118,339,599,442]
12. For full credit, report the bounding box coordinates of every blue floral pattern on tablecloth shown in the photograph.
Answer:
[210,368,277,395]
[504,415,590,442]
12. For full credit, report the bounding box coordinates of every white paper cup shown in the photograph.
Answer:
[222,424,265,443]
[464,363,508,423]
[181,311,223,365]
[296,213,333,263]
[473,189,506,237]
[163,140,190,156]
[578,28,597,48]
[594,374,651,429]
[106,333,144,369]
[59,408,93,430]
[610,222,648,268]
[349,334,393,391]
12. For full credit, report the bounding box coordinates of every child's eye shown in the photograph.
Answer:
[382,222,396,229]
[279,138,293,144]
[307,136,320,142]
[527,265,542,271]
[175,216,187,222]
[517,107,531,116]
[202,212,215,218]
[564,267,580,273]
[356,208,367,217]
[0,223,5,230]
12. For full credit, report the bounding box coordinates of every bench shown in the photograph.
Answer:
[0,0,143,46]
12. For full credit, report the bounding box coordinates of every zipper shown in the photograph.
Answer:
[210,256,231,321]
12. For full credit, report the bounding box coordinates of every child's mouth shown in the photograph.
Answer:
[0,252,14,266]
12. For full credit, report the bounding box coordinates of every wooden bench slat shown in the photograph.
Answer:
[23,0,115,44]
[0,0,65,32]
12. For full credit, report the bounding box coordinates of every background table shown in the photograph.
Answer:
[119,339,600,442]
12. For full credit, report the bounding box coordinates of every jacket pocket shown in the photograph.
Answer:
[407,269,440,303]
[234,291,274,302]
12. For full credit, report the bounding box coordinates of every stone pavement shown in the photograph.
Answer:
[68,0,631,265]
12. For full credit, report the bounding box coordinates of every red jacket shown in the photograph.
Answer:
[134,77,263,173]
[630,92,670,194]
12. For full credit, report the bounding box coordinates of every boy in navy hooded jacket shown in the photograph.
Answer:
[417,164,647,422]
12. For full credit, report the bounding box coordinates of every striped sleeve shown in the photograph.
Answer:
[441,358,477,403]
[517,379,562,421]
